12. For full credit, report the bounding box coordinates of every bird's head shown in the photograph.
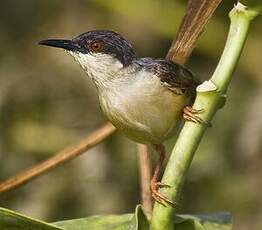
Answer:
[39,30,136,87]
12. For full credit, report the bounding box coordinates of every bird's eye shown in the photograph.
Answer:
[89,41,104,52]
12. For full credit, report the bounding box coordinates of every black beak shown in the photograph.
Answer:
[38,39,79,51]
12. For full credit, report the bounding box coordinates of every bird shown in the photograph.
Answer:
[39,30,202,206]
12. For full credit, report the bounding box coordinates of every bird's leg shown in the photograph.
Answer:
[183,106,211,127]
[151,144,175,206]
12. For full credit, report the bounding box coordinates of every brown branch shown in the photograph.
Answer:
[137,144,152,214]
[166,0,222,65]
[0,123,116,193]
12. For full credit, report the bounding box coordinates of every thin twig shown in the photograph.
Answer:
[0,123,116,193]
[137,144,152,214]
[166,0,222,65]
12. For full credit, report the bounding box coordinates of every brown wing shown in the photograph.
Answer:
[153,59,200,96]
[138,58,200,97]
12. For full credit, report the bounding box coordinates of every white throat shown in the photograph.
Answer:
[68,51,124,89]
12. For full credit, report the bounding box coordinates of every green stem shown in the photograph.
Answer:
[150,3,261,230]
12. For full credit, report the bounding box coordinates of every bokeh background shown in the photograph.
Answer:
[0,1,261,229]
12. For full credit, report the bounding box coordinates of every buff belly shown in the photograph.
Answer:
[99,81,187,144]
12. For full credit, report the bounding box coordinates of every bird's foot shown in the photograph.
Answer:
[151,180,175,207]
[183,106,211,127]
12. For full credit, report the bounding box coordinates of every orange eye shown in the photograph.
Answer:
[90,41,104,52]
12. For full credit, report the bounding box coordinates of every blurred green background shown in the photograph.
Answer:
[0,1,261,229]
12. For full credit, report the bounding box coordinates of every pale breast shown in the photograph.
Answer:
[99,70,187,144]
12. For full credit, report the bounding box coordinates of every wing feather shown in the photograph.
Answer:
[136,58,200,96]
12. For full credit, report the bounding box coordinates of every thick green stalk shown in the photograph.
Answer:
[150,2,261,230]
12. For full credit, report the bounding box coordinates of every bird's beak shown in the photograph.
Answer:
[38,39,79,51]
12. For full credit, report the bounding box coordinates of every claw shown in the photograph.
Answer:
[151,180,175,207]
[152,193,167,207]
[183,106,211,127]
[152,189,176,207]
[186,107,204,114]
[156,182,172,188]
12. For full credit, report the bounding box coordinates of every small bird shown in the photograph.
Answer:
[39,30,202,206]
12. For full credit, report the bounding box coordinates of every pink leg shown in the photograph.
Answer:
[150,144,174,206]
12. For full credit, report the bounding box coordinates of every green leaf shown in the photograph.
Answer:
[174,213,233,230]
[55,214,134,230]
[133,205,149,230]
[0,206,231,230]
[0,207,64,230]
[54,205,149,230]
